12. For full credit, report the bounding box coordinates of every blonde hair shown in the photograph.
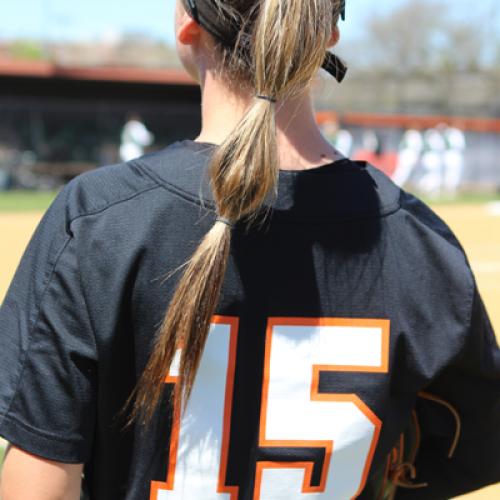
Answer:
[122,0,343,427]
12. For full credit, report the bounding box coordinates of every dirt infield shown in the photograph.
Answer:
[0,205,499,497]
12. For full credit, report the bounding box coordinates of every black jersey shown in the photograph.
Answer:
[0,140,499,499]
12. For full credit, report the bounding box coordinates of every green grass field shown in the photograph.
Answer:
[0,438,6,473]
[0,189,60,212]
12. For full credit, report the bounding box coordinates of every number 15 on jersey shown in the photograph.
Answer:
[150,316,390,500]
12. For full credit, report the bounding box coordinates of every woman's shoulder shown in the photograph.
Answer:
[58,141,199,228]
[397,189,465,251]
[358,160,467,256]
[63,162,159,220]
[360,163,474,294]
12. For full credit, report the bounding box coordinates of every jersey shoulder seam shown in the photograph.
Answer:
[397,191,467,255]
[67,181,163,227]
[133,158,217,211]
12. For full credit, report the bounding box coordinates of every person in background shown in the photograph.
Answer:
[355,129,399,177]
[119,113,155,162]
[392,127,424,188]
[442,124,467,197]
[321,119,353,158]
[418,126,447,198]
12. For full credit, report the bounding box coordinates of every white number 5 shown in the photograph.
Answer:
[256,317,389,499]
[150,316,390,500]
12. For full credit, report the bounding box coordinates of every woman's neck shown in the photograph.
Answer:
[195,71,344,171]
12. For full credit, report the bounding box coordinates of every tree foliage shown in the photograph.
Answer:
[341,0,499,74]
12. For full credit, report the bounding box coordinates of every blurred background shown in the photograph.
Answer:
[0,0,499,497]
[0,0,498,194]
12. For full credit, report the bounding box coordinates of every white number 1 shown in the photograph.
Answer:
[150,316,390,500]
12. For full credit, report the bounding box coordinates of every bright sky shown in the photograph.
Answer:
[1,0,498,44]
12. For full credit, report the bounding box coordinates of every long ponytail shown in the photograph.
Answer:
[121,0,342,428]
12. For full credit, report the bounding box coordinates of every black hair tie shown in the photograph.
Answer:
[256,94,277,103]
[216,216,235,228]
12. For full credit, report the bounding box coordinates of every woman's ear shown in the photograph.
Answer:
[326,26,340,49]
[176,7,202,45]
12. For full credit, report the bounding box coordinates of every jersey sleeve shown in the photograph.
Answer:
[0,182,98,464]
[396,275,500,498]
